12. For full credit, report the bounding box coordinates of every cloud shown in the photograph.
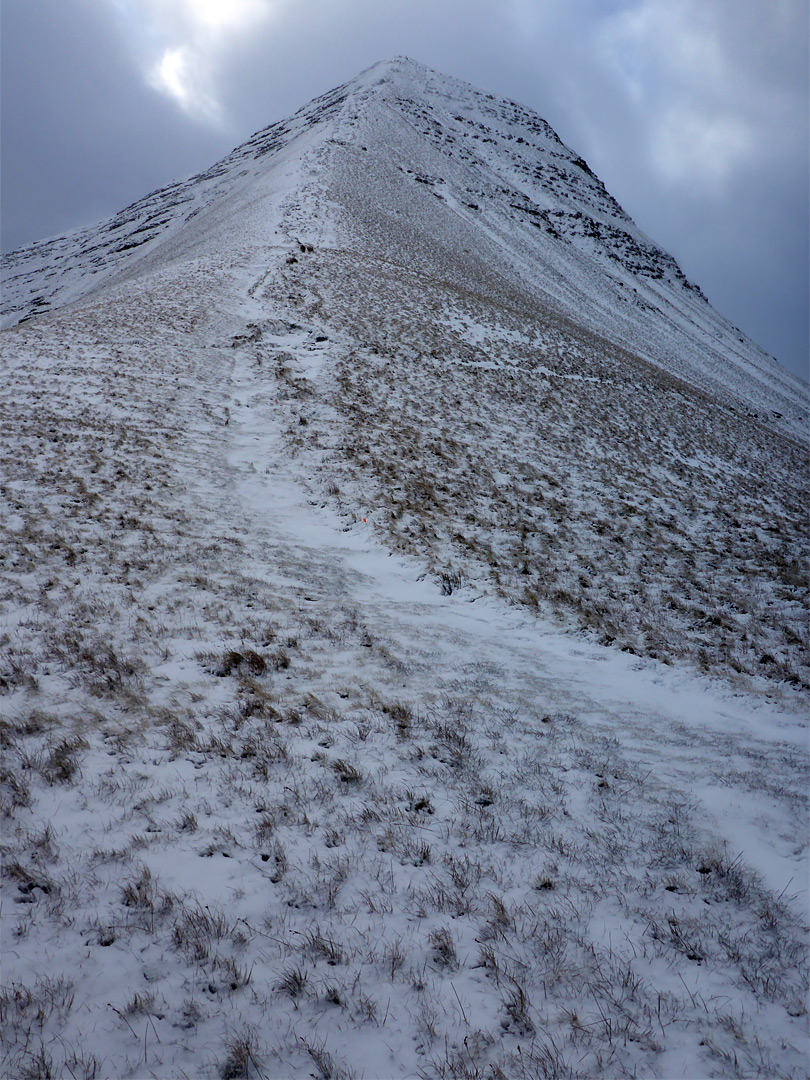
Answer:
[597,0,808,189]
[147,45,221,122]
[109,0,277,123]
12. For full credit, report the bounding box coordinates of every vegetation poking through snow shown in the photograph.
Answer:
[273,248,810,690]
[1,58,807,1079]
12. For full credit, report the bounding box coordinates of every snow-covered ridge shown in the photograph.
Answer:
[2,57,805,438]
[0,76,351,326]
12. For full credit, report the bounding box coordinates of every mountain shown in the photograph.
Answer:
[2,57,805,434]
[1,59,807,1080]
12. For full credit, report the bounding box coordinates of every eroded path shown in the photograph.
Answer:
[1,278,807,1079]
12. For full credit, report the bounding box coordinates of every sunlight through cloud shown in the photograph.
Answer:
[148,44,223,124]
[111,0,277,123]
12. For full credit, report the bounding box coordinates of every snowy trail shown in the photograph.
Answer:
[225,330,808,918]
[2,299,807,1078]
[3,50,808,1073]
[1,261,806,1079]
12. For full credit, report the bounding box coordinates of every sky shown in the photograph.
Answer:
[2,0,808,378]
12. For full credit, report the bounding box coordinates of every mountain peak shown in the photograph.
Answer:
[356,55,435,82]
[363,55,426,74]
[345,55,457,102]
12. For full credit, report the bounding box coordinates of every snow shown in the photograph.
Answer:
[1,57,808,1080]
[3,59,806,438]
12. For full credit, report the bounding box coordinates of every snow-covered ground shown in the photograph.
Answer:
[2,259,807,1078]
[2,57,808,1080]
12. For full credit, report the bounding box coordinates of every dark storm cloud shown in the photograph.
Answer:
[2,0,807,377]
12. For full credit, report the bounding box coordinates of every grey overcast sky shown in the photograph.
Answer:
[2,0,808,378]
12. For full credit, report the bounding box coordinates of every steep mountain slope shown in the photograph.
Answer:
[3,58,807,683]
[1,59,808,1080]
[2,58,806,435]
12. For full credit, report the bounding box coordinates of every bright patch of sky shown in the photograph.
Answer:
[599,1,759,187]
[109,0,277,123]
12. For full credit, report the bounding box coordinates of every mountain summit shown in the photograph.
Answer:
[2,60,808,1080]
[2,57,805,432]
